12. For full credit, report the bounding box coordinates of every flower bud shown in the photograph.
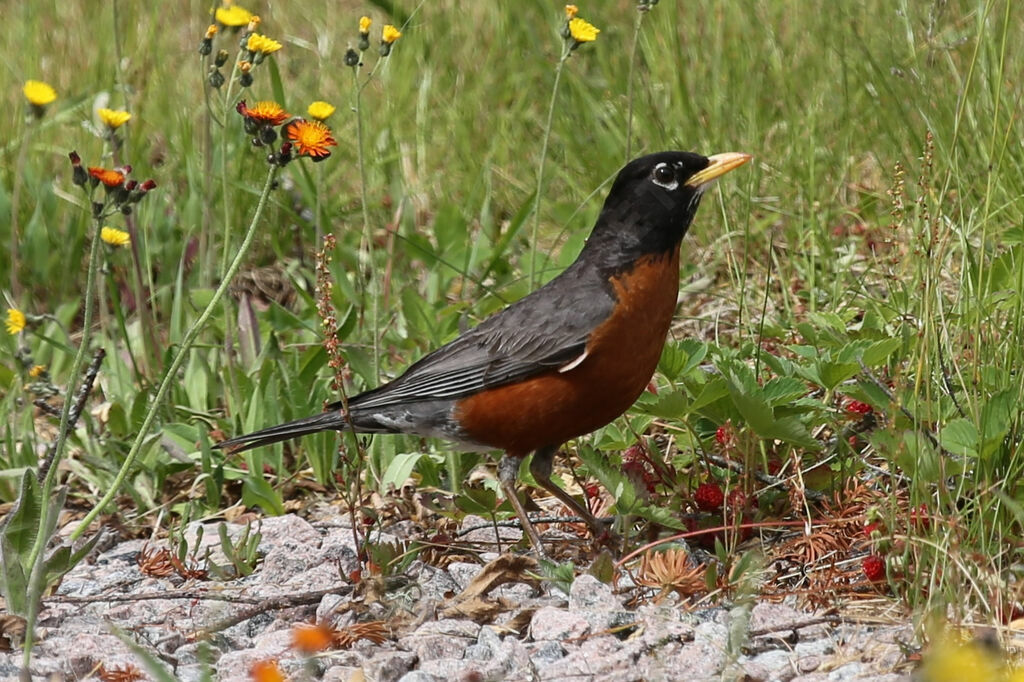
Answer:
[344,48,360,67]
[258,126,278,145]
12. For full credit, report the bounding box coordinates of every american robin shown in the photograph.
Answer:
[217,150,751,551]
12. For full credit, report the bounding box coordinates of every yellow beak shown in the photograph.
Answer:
[684,152,753,190]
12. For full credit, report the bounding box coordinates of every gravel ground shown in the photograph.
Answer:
[2,513,918,681]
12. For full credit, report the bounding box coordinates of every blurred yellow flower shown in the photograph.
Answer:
[359,16,372,34]
[307,101,336,121]
[98,108,132,129]
[382,25,402,44]
[565,5,579,19]
[205,24,219,39]
[6,308,26,335]
[215,4,252,27]
[23,80,57,106]
[29,364,46,378]
[246,33,281,55]
[101,226,131,247]
[569,17,600,43]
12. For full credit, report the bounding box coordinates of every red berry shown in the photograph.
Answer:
[910,504,930,530]
[694,482,725,512]
[622,444,646,464]
[622,460,657,494]
[862,554,885,581]
[863,521,884,537]
[845,400,873,416]
[715,423,736,448]
[726,488,747,509]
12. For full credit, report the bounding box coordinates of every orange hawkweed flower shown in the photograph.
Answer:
[291,623,334,653]
[88,167,126,188]
[236,100,289,126]
[284,119,337,161]
[248,659,285,682]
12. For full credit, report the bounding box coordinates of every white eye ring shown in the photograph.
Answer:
[652,163,679,190]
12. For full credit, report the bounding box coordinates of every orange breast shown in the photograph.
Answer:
[454,249,681,455]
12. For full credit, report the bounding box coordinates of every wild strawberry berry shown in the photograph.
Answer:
[622,444,646,464]
[623,460,657,494]
[715,422,736,448]
[694,482,725,512]
[910,504,930,530]
[845,400,873,416]
[863,521,884,537]
[862,554,885,581]
[726,488,747,510]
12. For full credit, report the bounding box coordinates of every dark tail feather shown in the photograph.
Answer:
[214,410,348,453]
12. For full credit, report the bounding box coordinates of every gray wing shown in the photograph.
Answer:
[349,263,615,410]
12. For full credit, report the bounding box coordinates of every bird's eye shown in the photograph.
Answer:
[652,163,677,189]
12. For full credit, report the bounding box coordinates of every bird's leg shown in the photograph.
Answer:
[497,453,546,556]
[529,445,610,540]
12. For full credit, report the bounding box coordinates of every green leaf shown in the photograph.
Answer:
[241,476,284,515]
[938,419,979,458]
[724,368,775,435]
[688,376,731,413]
[815,359,859,390]
[43,531,101,587]
[980,389,1015,443]
[455,487,498,516]
[577,446,638,514]
[382,452,424,490]
[643,390,690,419]
[762,376,808,406]
[861,338,901,367]
[636,503,686,530]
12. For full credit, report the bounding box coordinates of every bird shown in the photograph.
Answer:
[216,150,752,552]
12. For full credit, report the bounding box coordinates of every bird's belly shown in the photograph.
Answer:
[454,250,680,455]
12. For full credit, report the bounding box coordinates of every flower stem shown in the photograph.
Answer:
[529,45,570,290]
[21,210,104,672]
[625,10,646,161]
[70,164,279,542]
[353,69,380,379]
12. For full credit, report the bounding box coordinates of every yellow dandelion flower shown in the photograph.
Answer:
[101,226,131,247]
[246,33,281,55]
[284,119,337,161]
[382,25,402,44]
[23,80,57,106]
[569,17,600,43]
[215,4,252,27]
[6,308,26,335]
[307,101,336,121]
[359,16,372,34]
[29,364,46,378]
[565,5,579,19]
[98,108,132,129]
[205,24,218,39]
